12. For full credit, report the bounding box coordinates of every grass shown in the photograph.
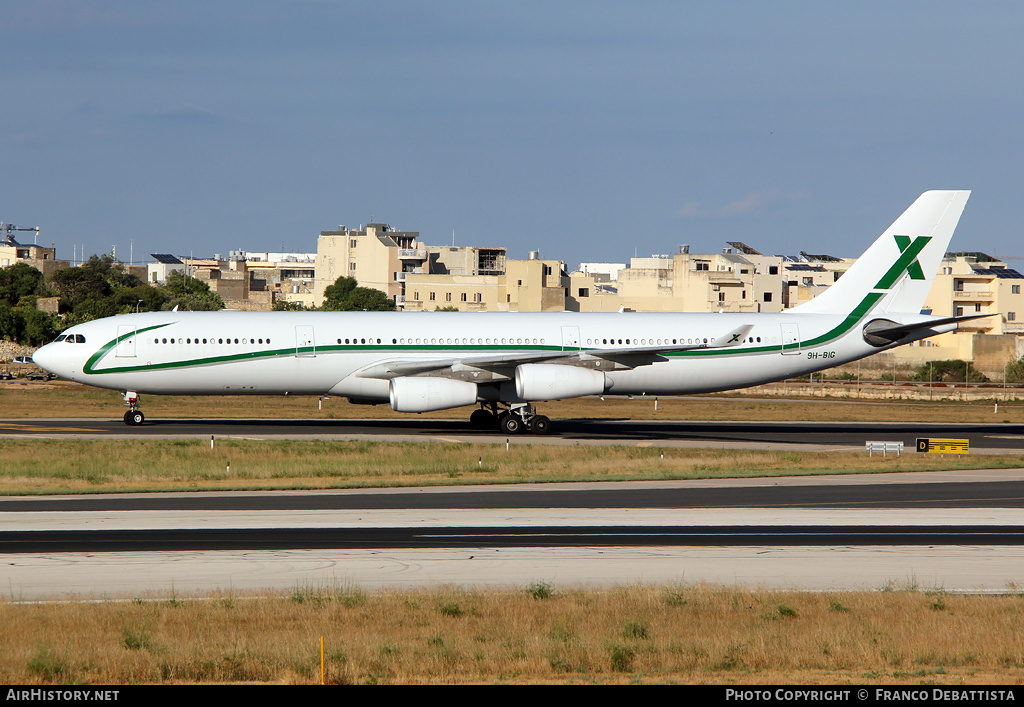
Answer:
[5,380,1024,424]
[2,583,1023,684]
[0,437,1019,495]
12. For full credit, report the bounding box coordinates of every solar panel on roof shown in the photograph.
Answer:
[973,268,1024,279]
[150,254,184,264]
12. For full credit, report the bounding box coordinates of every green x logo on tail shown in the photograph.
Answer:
[894,236,927,280]
[875,235,931,289]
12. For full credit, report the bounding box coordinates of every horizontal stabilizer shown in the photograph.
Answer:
[863,313,992,345]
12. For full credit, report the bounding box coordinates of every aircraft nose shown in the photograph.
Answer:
[31,343,59,375]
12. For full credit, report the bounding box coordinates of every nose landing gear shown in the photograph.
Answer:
[123,391,144,426]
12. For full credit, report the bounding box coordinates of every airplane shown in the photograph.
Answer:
[33,190,977,433]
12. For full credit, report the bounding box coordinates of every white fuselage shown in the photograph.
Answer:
[31,190,971,416]
[32,309,923,403]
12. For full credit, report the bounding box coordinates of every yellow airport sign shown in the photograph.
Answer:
[916,438,969,454]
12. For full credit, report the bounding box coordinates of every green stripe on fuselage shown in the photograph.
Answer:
[84,278,902,376]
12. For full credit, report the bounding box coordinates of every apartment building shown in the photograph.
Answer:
[570,245,785,313]
[402,255,568,312]
[0,235,67,276]
[890,252,1024,375]
[238,251,317,308]
[313,223,425,307]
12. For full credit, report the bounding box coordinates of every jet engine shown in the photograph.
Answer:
[389,376,479,413]
[514,363,606,401]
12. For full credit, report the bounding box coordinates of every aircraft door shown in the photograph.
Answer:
[115,325,137,358]
[295,325,316,357]
[561,325,581,351]
[780,323,800,355]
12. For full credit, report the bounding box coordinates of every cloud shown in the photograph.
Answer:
[676,189,806,219]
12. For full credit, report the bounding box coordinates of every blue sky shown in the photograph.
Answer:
[2,1,1022,269]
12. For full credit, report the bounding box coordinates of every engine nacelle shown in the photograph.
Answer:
[515,364,606,401]
[389,376,479,413]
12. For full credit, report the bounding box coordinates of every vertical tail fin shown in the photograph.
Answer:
[791,190,970,316]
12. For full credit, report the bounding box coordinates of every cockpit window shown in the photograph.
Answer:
[75,334,86,343]
[54,335,67,342]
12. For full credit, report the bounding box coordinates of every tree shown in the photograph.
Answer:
[320,276,395,311]
[910,359,988,383]
[0,301,23,342]
[342,287,395,311]
[322,276,357,307]
[50,266,113,313]
[163,271,225,311]
[113,285,169,314]
[81,254,141,288]
[0,263,46,306]
[20,308,59,346]
[1005,356,1024,384]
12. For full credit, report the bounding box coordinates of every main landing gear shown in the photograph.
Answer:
[470,403,552,435]
[123,391,144,426]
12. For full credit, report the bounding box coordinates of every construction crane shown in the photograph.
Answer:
[0,223,40,245]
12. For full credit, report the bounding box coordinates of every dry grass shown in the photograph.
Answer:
[0,438,1018,495]
[3,584,1023,684]
[5,381,1024,424]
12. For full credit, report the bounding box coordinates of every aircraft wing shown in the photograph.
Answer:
[355,350,568,379]
[355,324,755,380]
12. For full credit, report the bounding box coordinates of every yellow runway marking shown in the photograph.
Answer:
[0,423,97,433]
[433,436,468,443]
[636,441,653,447]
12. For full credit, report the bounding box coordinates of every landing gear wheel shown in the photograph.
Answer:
[501,414,523,434]
[529,415,552,435]
[124,410,144,426]
[469,409,495,430]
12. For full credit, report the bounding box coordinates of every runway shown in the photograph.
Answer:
[3,417,1024,452]
[2,470,1022,598]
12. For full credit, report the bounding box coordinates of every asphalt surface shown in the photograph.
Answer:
[2,478,1023,511]
[1,471,1021,552]
[2,417,1021,593]
[3,417,1024,451]
[3,525,1024,553]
